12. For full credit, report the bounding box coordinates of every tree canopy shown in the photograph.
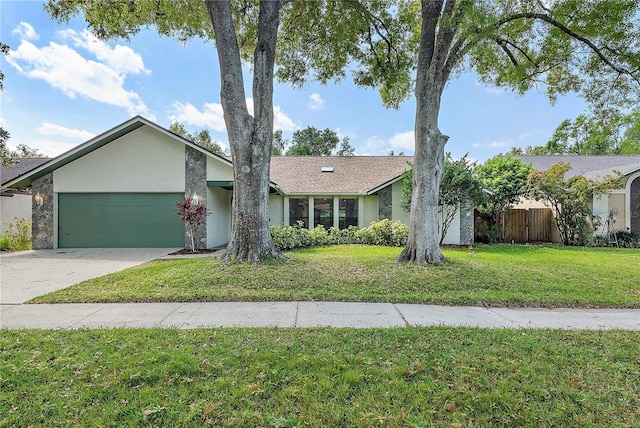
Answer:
[276,126,354,156]
[512,110,640,156]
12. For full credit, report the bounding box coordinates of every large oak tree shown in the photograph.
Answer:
[362,0,640,264]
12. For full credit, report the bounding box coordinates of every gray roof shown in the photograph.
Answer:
[1,158,51,186]
[270,156,413,194]
[518,155,640,180]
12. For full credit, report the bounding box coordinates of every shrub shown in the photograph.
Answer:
[270,222,312,250]
[590,230,640,248]
[355,219,408,247]
[0,217,32,251]
[269,220,408,251]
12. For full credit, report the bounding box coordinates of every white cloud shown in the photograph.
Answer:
[59,29,149,75]
[245,98,297,132]
[388,131,415,151]
[472,139,512,149]
[308,93,325,110]
[170,98,297,134]
[12,22,39,41]
[6,24,150,117]
[361,131,415,155]
[36,123,94,140]
[170,101,226,131]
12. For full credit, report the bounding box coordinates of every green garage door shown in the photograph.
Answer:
[58,193,185,248]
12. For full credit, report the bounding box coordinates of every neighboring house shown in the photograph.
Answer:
[518,155,640,235]
[4,116,472,249]
[0,157,50,234]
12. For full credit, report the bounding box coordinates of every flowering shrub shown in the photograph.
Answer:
[176,198,211,252]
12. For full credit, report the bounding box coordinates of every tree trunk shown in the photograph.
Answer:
[398,123,447,265]
[206,0,284,262]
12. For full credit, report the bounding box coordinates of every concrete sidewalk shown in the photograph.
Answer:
[2,301,638,330]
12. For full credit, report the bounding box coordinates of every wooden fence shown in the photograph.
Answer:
[504,208,557,243]
[476,208,558,244]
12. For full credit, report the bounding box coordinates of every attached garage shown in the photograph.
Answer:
[58,193,184,248]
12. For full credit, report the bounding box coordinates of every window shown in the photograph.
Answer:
[339,198,358,229]
[289,198,308,228]
[314,198,333,229]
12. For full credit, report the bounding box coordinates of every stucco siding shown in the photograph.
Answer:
[362,195,379,227]
[207,187,231,248]
[54,126,185,192]
[440,209,462,245]
[391,181,410,224]
[206,157,234,181]
[609,194,626,232]
[269,194,284,225]
[0,194,31,234]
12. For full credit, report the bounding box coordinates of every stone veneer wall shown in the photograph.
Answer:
[31,173,54,249]
[185,147,207,250]
[459,200,475,245]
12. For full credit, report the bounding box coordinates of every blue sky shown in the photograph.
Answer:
[1,1,588,162]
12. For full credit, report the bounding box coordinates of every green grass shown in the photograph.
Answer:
[31,244,640,308]
[2,328,639,427]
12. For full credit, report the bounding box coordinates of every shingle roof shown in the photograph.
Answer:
[1,158,51,186]
[270,156,413,194]
[518,155,640,179]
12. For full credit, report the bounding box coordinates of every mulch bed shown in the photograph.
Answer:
[168,248,220,255]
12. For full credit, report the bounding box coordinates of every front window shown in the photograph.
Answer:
[314,198,333,229]
[339,198,358,228]
[289,198,308,228]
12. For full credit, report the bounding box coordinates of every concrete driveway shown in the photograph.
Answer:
[0,248,178,304]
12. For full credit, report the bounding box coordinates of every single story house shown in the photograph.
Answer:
[517,155,640,235]
[4,116,473,249]
[1,157,50,234]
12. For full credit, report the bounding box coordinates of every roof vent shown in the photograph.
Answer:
[321,166,334,172]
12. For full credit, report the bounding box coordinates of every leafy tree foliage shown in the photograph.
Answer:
[475,154,532,241]
[401,154,484,245]
[515,110,640,155]
[527,162,622,246]
[283,126,354,156]
[1,42,11,166]
[168,121,225,156]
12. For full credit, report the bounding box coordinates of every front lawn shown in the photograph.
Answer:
[2,328,638,427]
[31,245,640,308]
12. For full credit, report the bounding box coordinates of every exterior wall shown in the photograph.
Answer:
[608,193,626,232]
[391,180,410,225]
[269,194,284,225]
[206,156,234,181]
[207,186,231,248]
[362,195,379,227]
[440,209,462,245]
[0,194,31,234]
[53,126,185,193]
[592,195,609,236]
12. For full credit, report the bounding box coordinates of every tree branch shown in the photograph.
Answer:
[497,12,640,85]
